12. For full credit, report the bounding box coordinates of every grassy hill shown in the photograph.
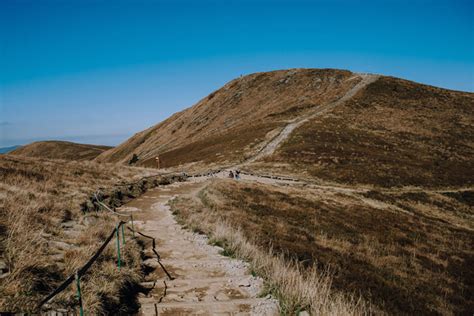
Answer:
[96,69,474,189]
[10,141,112,161]
[258,76,474,188]
[0,155,142,312]
[95,69,360,167]
[171,180,473,315]
[5,68,472,314]
[0,154,180,313]
[95,67,473,314]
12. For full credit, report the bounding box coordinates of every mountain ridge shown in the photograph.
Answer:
[96,68,473,187]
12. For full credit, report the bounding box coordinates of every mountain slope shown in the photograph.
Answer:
[259,75,474,187]
[10,141,112,161]
[96,68,474,188]
[95,69,361,166]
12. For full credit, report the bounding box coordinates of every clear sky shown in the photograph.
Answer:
[1,0,473,147]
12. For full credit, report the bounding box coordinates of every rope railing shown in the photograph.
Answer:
[94,191,173,280]
[189,168,300,182]
[38,169,296,313]
[38,220,126,312]
[38,180,177,313]
[127,226,174,281]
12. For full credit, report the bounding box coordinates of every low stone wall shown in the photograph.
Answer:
[80,174,187,213]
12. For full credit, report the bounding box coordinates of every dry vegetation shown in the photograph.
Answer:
[10,140,112,161]
[96,69,360,166]
[0,154,161,313]
[3,69,472,315]
[261,76,474,188]
[170,179,473,315]
[170,194,372,315]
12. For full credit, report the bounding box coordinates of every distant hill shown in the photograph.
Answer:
[96,68,474,188]
[10,141,113,161]
[0,145,20,154]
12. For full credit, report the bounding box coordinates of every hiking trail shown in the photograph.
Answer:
[118,179,279,315]
[243,73,380,164]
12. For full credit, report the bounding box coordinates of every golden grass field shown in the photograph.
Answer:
[170,179,473,315]
[258,76,474,188]
[0,155,164,313]
[2,69,473,315]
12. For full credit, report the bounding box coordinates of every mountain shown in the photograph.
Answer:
[0,146,20,154]
[9,140,113,161]
[96,68,474,188]
[96,69,364,165]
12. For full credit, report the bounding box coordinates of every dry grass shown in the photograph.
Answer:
[262,76,474,188]
[10,140,112,161]
[96,69,359,165]
[171,179,473,315]
[170,191,373,315]
[141,122,281,168]
[0,154,159,313]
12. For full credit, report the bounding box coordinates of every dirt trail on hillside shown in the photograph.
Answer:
[243,73,380,164]
[118,180,279,315]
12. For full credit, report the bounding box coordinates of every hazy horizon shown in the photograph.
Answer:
[1,0,473,147]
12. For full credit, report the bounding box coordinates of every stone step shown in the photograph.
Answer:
[140,298,278,316]
[140,276,262,304]
[143,257,250,280]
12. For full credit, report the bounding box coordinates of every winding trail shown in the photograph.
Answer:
[119,180,279,315]
[244,73,379,164]
[116,72,473,314]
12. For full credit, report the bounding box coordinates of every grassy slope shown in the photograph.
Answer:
[10,141,112,161]
[176,179,473,315]
[0,155,154,313]
[261,76,474,187]
[96,69,358,166]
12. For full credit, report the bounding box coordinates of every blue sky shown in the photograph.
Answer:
[1,0,473,147]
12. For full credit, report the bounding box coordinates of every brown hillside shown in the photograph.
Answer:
[0,155,142,312]
[259,76,474,187]
[97,68,473,188]
[171,180,474,315]
[10,141,112,161]
[95,69,360,166]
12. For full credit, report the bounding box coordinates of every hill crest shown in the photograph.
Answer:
[10,140,113,161]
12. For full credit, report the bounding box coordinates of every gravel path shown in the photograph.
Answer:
[119,180,279,315]
[244,73,380,164]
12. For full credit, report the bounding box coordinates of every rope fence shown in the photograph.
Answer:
[37,186,175,314]
[37,169,295,313]
[38,220,126,312]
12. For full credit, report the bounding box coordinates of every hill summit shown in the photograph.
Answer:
[96,68,474,188]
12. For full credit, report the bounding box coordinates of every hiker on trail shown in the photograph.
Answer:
[229,171,234,179]
[235,170,240,180]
